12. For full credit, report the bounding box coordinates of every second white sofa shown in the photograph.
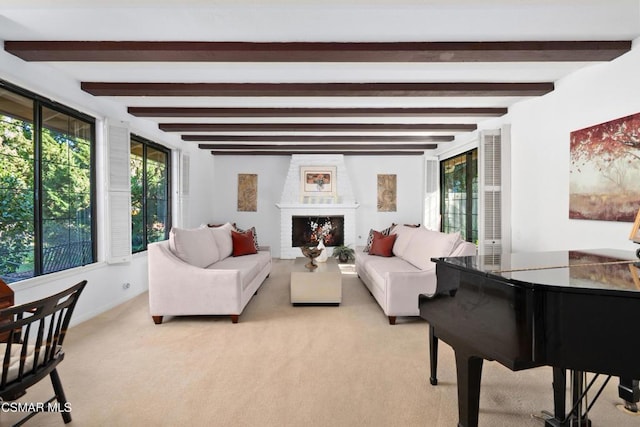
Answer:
[355,224,476,324]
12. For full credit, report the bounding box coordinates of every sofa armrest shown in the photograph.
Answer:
[451,240,477,257]
[384,268,438,316]
[148,241,243,315]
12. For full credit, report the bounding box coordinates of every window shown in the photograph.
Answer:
[441,149,478,243]
[0,81,95,283]
[130,135,170,253]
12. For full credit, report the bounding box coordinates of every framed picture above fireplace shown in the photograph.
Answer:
[300,166,337,200]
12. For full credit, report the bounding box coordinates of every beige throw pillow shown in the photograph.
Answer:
[402,228,460,271]
[169,227,220,268]
[390,224,418,258]
[210,222,234,259]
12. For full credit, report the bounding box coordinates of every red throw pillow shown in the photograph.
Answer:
[369,232,397,257]
[231,229,258,256]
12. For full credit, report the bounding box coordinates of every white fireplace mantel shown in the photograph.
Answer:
[276,202,360,210]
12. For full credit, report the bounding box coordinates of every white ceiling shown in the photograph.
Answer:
[1,0,639,151]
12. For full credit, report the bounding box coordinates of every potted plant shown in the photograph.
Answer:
[331,245,355,263]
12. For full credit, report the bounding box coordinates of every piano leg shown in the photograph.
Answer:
[429,325,438,386]
[570,371,592,427]
[454,349,483,427]
[545,369,592,427]
[618,378,639,413]
[548,367,567,425]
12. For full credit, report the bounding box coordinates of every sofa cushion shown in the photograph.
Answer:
[231,229,258,256]
[364,224,395,252]
[362,254,421,293]
[402,228,460,270]
[369,232,397,257]
[391,224,418,258]
[210,222,234,259]
[169,227,219,268]
[235,225,259,249]
[212,250,271,290]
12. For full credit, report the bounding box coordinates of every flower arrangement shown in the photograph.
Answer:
[309,218,335,245]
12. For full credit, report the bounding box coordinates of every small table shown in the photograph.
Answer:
[290,257,342,306]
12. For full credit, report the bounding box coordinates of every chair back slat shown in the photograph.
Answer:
[0,280,86,395]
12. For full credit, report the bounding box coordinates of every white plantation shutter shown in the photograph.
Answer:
[107,192,132,263]
[107,123,130,192]
[106,120,132,263]
[478,127,511,259]
[424,156,440,231]
[178,152,190,227]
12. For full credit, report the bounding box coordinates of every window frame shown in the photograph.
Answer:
[440,148,478,243]
[130,134,171,253]
[0,79,97,282]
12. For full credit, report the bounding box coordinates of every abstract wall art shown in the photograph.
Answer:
[570,112,640,221]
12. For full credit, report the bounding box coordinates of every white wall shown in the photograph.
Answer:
[210,155,291,255]
[0,49,214,325]
[346,155,425,245]
[507,40,640,253]
[211,154,425,257]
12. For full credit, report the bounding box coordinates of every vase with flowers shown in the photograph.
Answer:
[309,218,334,262]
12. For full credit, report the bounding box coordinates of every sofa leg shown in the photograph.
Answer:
[152,316,163,325]
[230,314,239,324]
[388,316,396,325]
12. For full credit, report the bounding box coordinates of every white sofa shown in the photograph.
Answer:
[148,223,272,324]
[355,224,476,324]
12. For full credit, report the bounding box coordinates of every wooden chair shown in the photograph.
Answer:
[0,280,86,426]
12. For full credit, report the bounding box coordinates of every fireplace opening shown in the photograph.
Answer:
[292,216,344,247]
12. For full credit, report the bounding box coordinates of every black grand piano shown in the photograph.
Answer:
[419,248,640,427]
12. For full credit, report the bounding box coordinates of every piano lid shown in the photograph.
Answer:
[434,248,640,294]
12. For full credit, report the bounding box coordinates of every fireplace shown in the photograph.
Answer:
[276,154,359,259]
[292,216,344,247]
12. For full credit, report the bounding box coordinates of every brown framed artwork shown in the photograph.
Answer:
[300,166,337,199]
[377,174,397,212]
[237,173,257,212]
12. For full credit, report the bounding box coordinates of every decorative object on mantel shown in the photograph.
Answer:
[629,208,640,259]
[302,195,338,204]
[377,174,397,212]
[300,165,337,200]
[237,173,257,212]
[300,245,323,270]
[570,112,640,222]
[331,245,355,263]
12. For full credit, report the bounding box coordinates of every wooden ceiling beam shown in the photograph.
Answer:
[197,143,437,150]
[160,123,476,132]
[5,41,631,62]
[81,82,553,97]
[127,106,508,118]
[183,135,453,142]
[208,150,427,156]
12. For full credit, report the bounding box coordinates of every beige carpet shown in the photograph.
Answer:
[2,259,638,427]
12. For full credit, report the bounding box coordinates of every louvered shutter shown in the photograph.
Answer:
[424,156,441,231]
[478,127,511,260]
[106,120,132,263]
[178,152,190,227]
